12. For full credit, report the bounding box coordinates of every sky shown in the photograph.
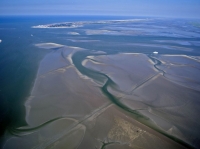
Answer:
[0,0,200,18]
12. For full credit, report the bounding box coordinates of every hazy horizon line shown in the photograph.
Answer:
[0,14,199,20]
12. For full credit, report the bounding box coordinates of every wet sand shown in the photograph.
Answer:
[3,42,198,149]
[84,53,200,148]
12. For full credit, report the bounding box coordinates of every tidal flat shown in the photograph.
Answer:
[4,44,188,149]
[1,17,200,149]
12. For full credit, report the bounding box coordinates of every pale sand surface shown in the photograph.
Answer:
[35,43,64,49]
[126,43,193,51]
[84,29,142,36]
[68,39,100,42]
[3,44,196,149]
[24,45,109,127]
[154,40,192,46]
[154,40,200,46]
[156,55,200,90]
[84,53,200,148]
[67,32,80,35]
[83,53,158,93]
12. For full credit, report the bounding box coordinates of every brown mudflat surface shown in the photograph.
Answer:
[4,43,200,149]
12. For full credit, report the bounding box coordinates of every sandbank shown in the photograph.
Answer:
[3,45,189,149]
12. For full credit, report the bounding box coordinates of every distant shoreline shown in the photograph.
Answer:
[32,19,148,28]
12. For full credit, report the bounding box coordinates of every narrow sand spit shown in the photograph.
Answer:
[35,43,64,49]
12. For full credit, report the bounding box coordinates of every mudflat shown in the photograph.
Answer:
[2,17,200,149]
[4,42,198,149]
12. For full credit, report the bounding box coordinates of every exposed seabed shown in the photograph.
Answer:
[3,42,200,149]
